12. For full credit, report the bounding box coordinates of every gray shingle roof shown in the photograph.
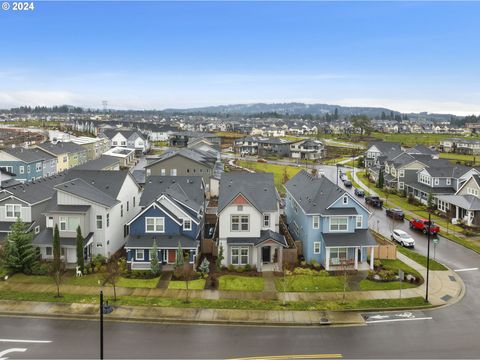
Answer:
[66,169,131,200]
[218,172,278,214]
[101,128,145,141]
[33,228,93,247]
[436,194,480,211]
[3,147,54,163]
[323,229,378,247]
[37,142,86,156]
[140,176,205,213]
[285,170,349,214]
[125,234,198,249]
[145,148,216,169]
[55,178,119,208]
[226,229,287,247]
[74,155,119,171]
[424,164,472,178]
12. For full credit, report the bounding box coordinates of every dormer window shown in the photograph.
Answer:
[343,195,348,205]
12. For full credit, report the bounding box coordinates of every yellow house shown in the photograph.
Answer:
[36,143,70,172]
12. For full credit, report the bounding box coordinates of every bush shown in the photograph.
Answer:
[227,264,235,272]
[244,264,252,272]
[378,269,396,281]
[374,259,381,268]
[310,259,321,270]
[300,260,307,267]
[236,266,245,273]
[123,270,157,279]
[293,267,329,276]
[31,262,49,275]
[367,270,376,279]
[91,254,107,273]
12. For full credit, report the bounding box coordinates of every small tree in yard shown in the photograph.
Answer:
[177,257,194,304]
[3,218,36,274]
[150,240,160,276]
[282,167,290,184]
[216,245,224,271]
[281,261,295,306]
[376,168,384,189]
[103,257,126,302]
[427,193,435,210]
[76,225,84,274]
[198,257,210,279]
[174,242,184,270]
[51,224,65,298]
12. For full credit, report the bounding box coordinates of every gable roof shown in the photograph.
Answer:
[368,141,401,154]
[55,178,119,208]
[37,142,86,156]
[145,148,217,169]
[423,164,472,178]
[285,170,363,214]
[3,147,54,163]
[74,155,120,171]
[218,172,278,214]
[66,169,133,200]
[405,144,438,156]
[101,128,145,141]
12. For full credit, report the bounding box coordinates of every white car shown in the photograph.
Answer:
[391,229,415,248]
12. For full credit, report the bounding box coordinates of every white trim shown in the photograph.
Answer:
[312,215,320,229]
[158,194,199,223]
[329,216,348,232]
[183,218,192,231]
[356,215,363,229]
[135,249,144,260]
[313,241,321,254]
[145,217,165,233]
[325,192,372,215]
[126,202,182,226]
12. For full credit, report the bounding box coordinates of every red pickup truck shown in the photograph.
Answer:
[409,218,440,235]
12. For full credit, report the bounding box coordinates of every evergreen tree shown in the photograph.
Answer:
[51,224,64,297]
[377,168,384,189]
[216,245,224,271]
[76,226,84,273]
[198,257,210,279]
[3,218,36,274]
[175,242,184,269]
[150,240,160,275]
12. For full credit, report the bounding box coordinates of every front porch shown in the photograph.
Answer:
[325,246,375,271]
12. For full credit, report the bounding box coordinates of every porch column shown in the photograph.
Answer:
[370,247,374,270]
[325,248,330,271]
[456,206,459,219]
[354,247,358,270]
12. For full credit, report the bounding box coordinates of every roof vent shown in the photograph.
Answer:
[91,180,95,185]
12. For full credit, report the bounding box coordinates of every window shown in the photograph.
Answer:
[133,196,136,207]
[127,201,129,212]
[145,217,165,233]
[59,216,80,231]
[136,249,144,260]
[313,242,321,254]
[47,217,53,228]
[63,156,68,163]
[183,218,192,231]
[438,200,449,212]
[312,216,320,229]
[96,215,103,229]
[19,166,24,174]
[237,205,243,211]
[399,182,405,190]
[170,169,177,176]
[231,215,249,232]
[121,204,123,217]
[35,226,40,234]
[399,170,405,178]
[330,217,348,231]
[467,187,479,196]
[434,178,440,186]
[330,248,347,263]
[446,178,451,186]
[27,165,30,173]
[1,166,13,173]
[46,247,52,256]
[36,162,42,172]
[146,168,151,176]
[5,204,21,219]
[343,196,348,205]
[231,247,249,265]
[356,215,363,229]
[263,214,270,227]
[107,213,110,227]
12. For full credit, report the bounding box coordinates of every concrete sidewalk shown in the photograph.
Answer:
[0,300,365,327]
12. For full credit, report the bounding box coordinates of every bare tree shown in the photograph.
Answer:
[103,257,125,301]
[176,258,194,304]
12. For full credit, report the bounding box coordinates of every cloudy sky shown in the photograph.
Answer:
[1,1,479,115]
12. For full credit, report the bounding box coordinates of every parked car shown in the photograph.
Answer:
[409,218,440,235]
[343,180,352,188]
[340,174,348,182]
[354,188,365,197]
[386,208,405,221]
[391,229,415,247]
[365,195,384,208]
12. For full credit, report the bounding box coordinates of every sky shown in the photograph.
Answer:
[1,1,480,115]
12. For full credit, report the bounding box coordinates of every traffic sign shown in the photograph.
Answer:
[433,238,439,245]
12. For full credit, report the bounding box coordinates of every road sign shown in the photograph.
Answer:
[433,238,439,245]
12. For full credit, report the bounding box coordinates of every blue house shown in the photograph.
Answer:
[0,147,57,182]
[284,170,377,271]
[125,176,205,270]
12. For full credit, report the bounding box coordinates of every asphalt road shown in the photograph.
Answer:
[1,162,479,359]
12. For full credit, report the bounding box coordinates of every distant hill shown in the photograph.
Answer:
[163,102,399,117]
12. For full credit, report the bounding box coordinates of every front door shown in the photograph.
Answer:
[168,249,176,263]
[262,246,271,263]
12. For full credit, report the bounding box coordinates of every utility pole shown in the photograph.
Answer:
[100,290,104,359]
[425,213,431,303]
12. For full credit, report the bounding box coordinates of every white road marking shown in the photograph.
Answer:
[454,268,479,272]
[0,347,27,359]
[0,339,51,344]
[366,317,432,324]
[368,315,389,320]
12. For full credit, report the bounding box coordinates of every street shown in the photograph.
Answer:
[1,162,480,359]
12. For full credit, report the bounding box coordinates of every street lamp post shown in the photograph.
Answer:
[100,290,104,360]
[425,213,432,303]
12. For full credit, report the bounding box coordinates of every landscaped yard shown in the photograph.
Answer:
[439,152,478,164]
[275,274,345,292]
[396,246,448,271]
[236,160,301,194]
[117,277,160,288]
[218,275,264,291]
[359,259,422,291]
[369,132,472,147]
[168,279,206,290]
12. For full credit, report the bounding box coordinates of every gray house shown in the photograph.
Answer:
[364,141,402,168]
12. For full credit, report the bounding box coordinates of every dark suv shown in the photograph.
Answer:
[386,208,405,220]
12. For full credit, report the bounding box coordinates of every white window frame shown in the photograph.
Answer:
[343,195,348,204]
[183,218,192,231]
[313,242,321,254]
[27,165,30,173]
[434,178,440,186]
[136,249,144,261]
[170,168,177,176]
[36,162,42,172]
[59,216,67,231]
[45,246,52,256]
[446,178,451,186]
[231,247,249,265]
[398,169,405,178]
[312,215,320,229]
[5,204,21,219]
[231,215,249,232]
[356,215,363,229]
[19,166,24,174]
[330,216,348,232]
[161,168,166,176]
[145,217,165,233]
[263,214,270,228]
[96,215,103,229]
[35,225,40,234]
[106,213,110,227]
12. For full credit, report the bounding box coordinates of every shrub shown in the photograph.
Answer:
[31,262,50,275]
[227,264,235,272]
[374,259,381,268]
[293,267,329,276]
[367,270,376,279]
[123,270,157,279]
[236,266,245,273]
[91,254,106,273]
[300,260,307,267]
[310,259,321,270]
[378,269,396,281]
[244,264,252,272]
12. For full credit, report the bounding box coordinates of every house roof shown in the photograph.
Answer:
[3,147,54,163]
[145,148,216,169]
[74,155,119,171]
[0,221,34,232]
[368,141,401,155]
[423,164,473,178]
[55,178,119,208]
[405,144,438,156]
[46,202,91,213]
[101,128,145,141]
[131,170,146,185]
[323,229,378,248]
[285,170,354,214]
[226,229,287,247]
[37,142,86,156]
[140,176,204,213]
[404,177,455,195]
[66,169,132,200]
[436,194,480,211]
[125,234,198,249]
[33,228,94,247]
[218,172,278,214]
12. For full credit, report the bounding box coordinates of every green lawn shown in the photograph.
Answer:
[381,259,422,278]
[275,275,345,292]
[396,246,448,271]
[117,277,160,289]
[439,152,477,163]
[8,274,54,284]
[218,275,264,291]
[236,161,301,194]
[168,279,206,290]
[0,290,429,311]
[359,279,417,291]
[369,133,473,147]
[322,157,350,165]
